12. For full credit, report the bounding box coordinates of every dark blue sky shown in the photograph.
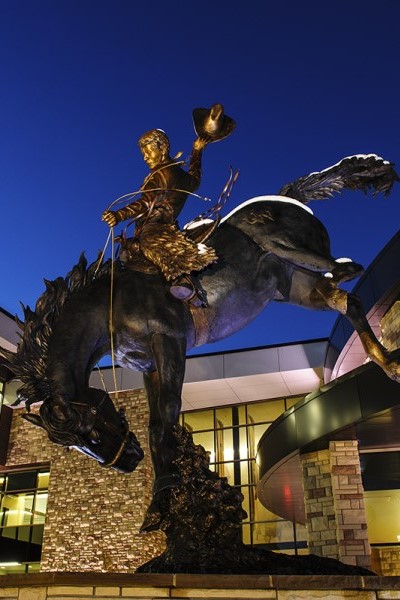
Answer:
[1,0,400,354]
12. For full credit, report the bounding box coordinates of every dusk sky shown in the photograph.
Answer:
[1,0,400,355]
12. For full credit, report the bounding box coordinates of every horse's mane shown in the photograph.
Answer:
[1,254,115,409]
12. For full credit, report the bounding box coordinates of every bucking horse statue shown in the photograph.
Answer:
[1,117,399,571]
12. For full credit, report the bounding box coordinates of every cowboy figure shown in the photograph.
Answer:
[102,104,235,305]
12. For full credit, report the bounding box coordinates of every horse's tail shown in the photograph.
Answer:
[278,154,399,204]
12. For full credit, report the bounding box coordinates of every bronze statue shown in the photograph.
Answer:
[1,103,400,563]
[102,104,235,305]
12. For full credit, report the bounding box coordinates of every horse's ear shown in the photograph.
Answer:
[22,413,45,429]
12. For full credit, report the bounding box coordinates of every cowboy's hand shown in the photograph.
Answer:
[102,210,118,227]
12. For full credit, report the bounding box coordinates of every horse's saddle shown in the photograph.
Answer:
[116,217,220,275]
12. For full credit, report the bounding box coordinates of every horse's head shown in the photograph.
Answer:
[23,388,144,473]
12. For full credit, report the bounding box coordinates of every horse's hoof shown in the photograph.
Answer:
[386,361,400,383]
[332,261,364,284]
[153,473,181,495]
[139,488,172,533]
[139,508,163,533]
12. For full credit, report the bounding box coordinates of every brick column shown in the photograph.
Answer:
[330,440,371,568]
[301,441,371,568]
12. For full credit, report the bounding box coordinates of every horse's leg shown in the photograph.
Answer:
[140,332,186,533]
[286,270,400,382]
[264,240,364,281]
[149,331,186,492]
[313,278,400,382]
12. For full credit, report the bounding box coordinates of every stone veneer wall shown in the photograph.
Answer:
[301,441,371,569]
[371,546,400,577]
[5,389,165,572]
[330,440,371,569]
[301,448,338,560]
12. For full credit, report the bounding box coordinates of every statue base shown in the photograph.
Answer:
[137,425,372,575]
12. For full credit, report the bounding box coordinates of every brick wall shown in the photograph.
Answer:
[5,389,165,572]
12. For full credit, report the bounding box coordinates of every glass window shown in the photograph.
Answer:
[240,460,249,486]
[215,407,233,428]
[253,498,281,522]
[247,399,285,424]
[192,431,214,458]
[215,427,233,463]
[7,472,37,492]
[33,493,48,525]
[240,486,250,523]
[31,525,44,545]
[181,397,303,552]
[252,519,293,547]
[285,396,304,410]
[37,473,49,490]
[1,492,34,527]
[242,523,251,545]
[184,410,214,432]
[247,423,271,459]
[238,427,248,461]
[365,489,400,544]
[215,461,235,483]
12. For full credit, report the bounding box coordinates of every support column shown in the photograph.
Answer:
[301,441,371,569]
[330,440,371,569]
[301,449,338,560]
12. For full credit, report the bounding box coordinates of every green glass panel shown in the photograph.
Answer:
[294,522,308,543]
[17,526,30,542]
[183,410,214,432]
[215,407,232,428]
[192,431,214,457]
[252,519,294,545]
[238,405,247,425]
[0,563,26,575]
[215,461,234,484]
[242,523,251,545]
[31,525,44,545]
[37,473,49,490]
[239,460,249,485]
[285,396,304,410]
[0,527,17,540]
[33,493,48,525]
[247,399,285,424]
[240,486,250,522]
[6,472,37,492]
[253,498,282,522]
[1,493,34,526]
[238,427,248,461]
[215,428,233,463]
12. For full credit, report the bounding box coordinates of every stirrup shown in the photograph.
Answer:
[170,275,196,301]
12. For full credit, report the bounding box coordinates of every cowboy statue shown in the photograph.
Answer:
[102,104,236,306]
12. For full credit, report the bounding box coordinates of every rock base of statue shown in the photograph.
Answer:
[137,425,372,575]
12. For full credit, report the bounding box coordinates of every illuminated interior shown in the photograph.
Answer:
[181,396,307,554]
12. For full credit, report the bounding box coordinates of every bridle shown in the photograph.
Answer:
[70,392,131,469]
